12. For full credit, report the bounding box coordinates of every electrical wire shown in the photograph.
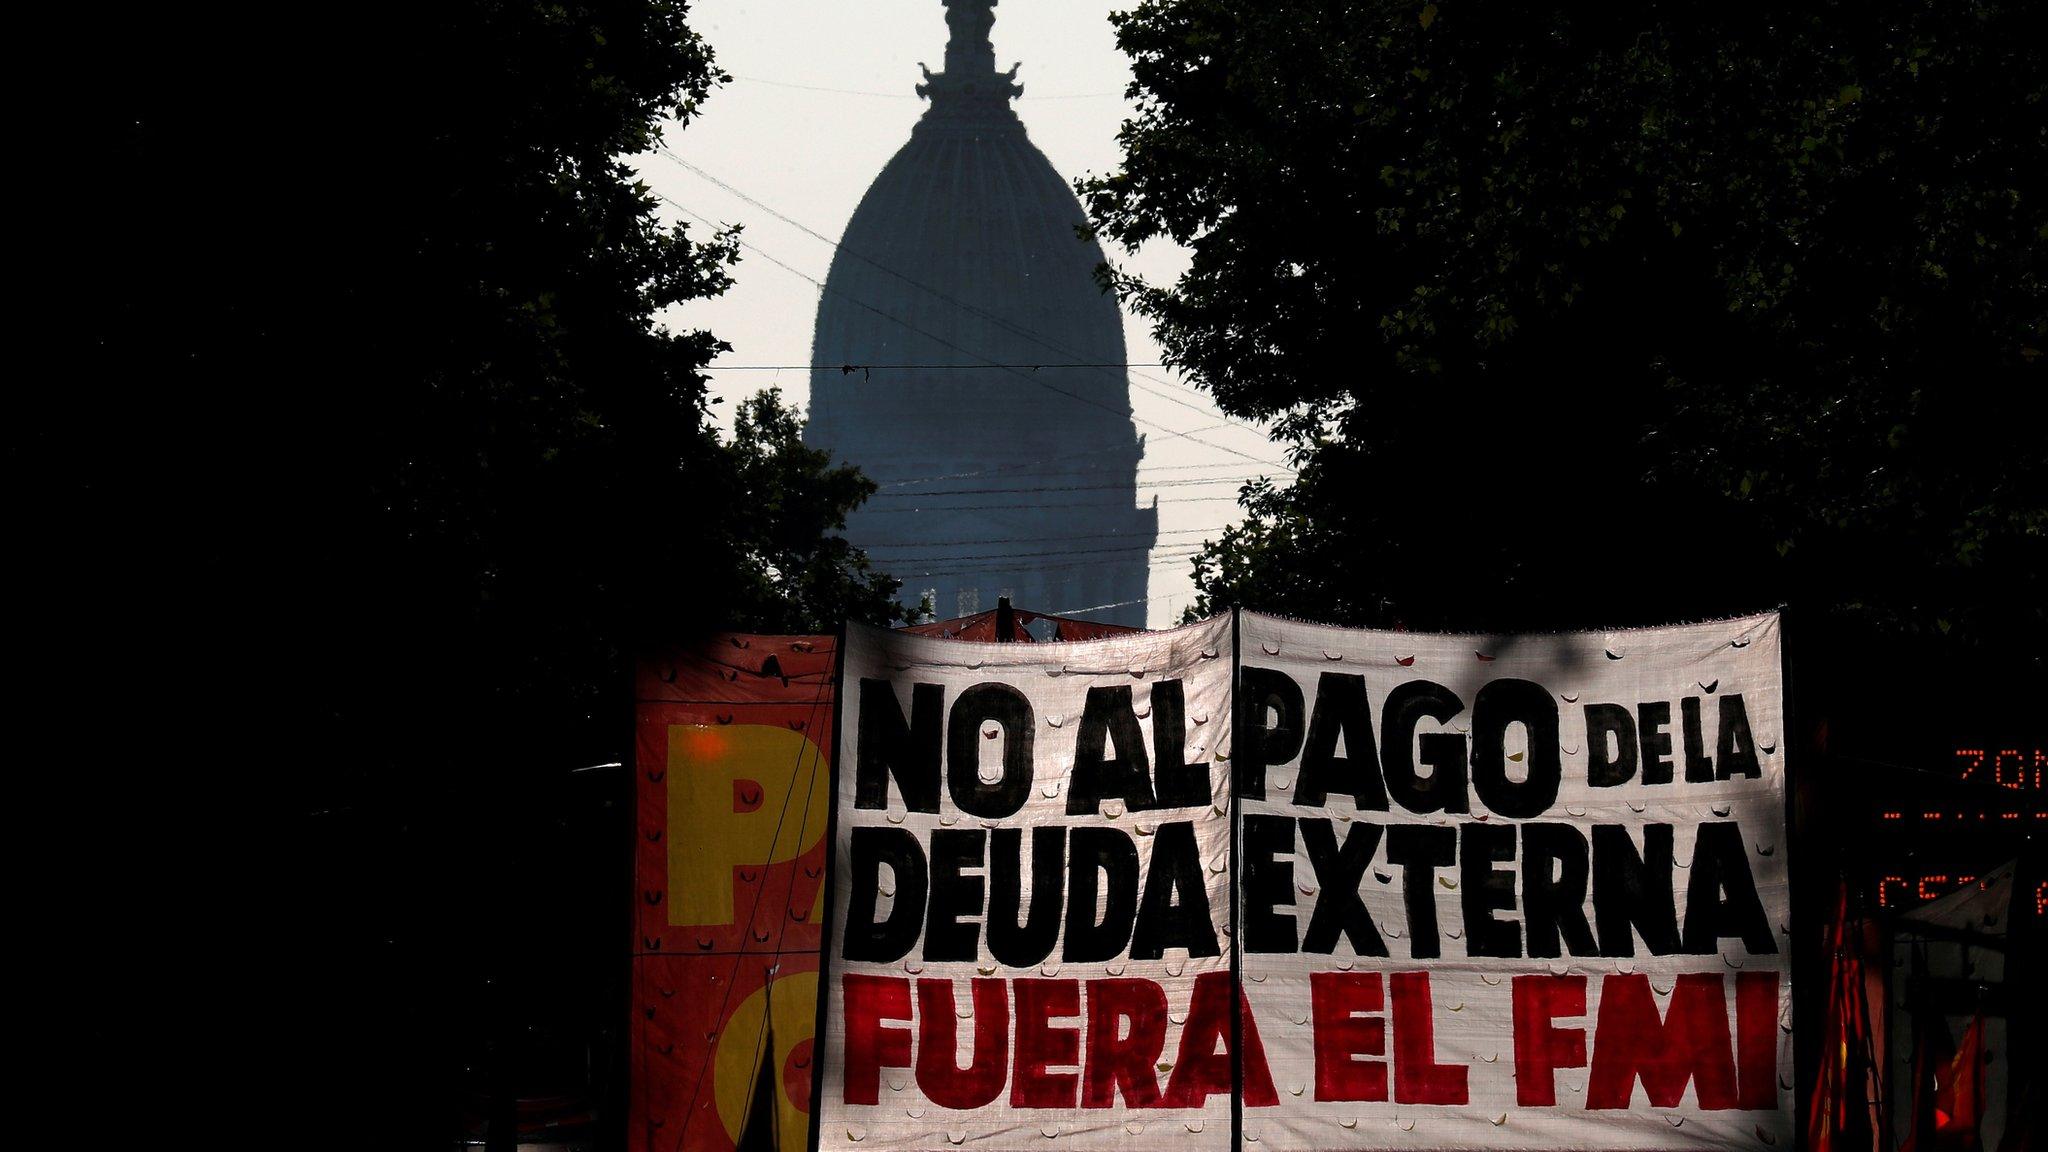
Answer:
[868,435,1203,487]
[667,667,832,1152]
[660,192,1282,469]
[870,430,1294,490]
[851,494,1246,512]
[885,457,1291,486]
[859,525,1225,549]
[654,149,1288,464]
[733,74,1125,101]
[717,684,830,1152]
[671,189,1294,487]
[1049,589,1194,617]
[859,541,1205,565]
[897,545,1209,565]
[666,143,1224,421]
[867,476,1260,498]
[704,362,1165,370]
[885,551,1207,580]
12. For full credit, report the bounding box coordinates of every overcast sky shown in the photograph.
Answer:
[641,0,1293,627]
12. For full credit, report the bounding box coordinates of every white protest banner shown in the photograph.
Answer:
[813,617,1238,1152]
[1235,610,1793,1151]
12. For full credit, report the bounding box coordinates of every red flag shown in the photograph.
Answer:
[1905,1013,1989,1152]
[1809,884,1875,1152]
[1936,1016,1988,1148]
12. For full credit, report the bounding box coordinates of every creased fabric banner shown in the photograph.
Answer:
[814,618,1237,1152]
[633,635,837,1152]
[1236,610,1792,1151]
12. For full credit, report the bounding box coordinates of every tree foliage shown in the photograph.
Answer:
[37,0,895,1139]
[1082,0,2045,655]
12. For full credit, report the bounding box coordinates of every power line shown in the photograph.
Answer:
[663,147,1222,419]
[653,150,1288,465]
[884,551,1207,580]
[861,434,1207,488]
[862,541,1206,565]
[868,476,1260,498]
[885,549,1206,576]
[871,428,1294,490]
[733,75,922,99]
[657,192,1283,470]
[852,494,1247,512]
[860,525,1228,549]
[703,362,1165,370]
[887,457,1288,485]
[668,670,832,1152]
[669,199,1294,488]
[665,151,1255,420]
[733,74,1126,101]
[881,463,1277,486]
[1050,589,1194,617]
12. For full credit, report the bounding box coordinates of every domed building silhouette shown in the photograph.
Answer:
[804,0,1155,627]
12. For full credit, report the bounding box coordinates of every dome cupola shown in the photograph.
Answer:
[806,0,1156,625]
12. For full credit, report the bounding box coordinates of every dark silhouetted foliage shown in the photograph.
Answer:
[1082,0,2045,659]
[30,1,894,1143]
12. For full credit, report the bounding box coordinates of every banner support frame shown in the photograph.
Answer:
[806,622,850,1152]
[1779,604,1812,1152]
[1228,605,1244,1152]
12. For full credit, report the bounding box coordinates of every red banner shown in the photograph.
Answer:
[632,635,837,1152]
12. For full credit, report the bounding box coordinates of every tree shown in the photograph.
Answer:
[1081,0,2045,661]
[33,0,897,1141]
